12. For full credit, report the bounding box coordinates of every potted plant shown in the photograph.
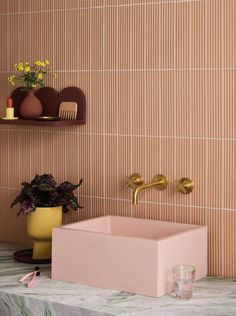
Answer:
[8,60,56,118]
[11,174,83,260]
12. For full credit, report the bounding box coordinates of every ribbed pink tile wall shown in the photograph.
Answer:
[0,0,235,277]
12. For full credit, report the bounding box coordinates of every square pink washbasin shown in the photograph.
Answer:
[52,215,207,297]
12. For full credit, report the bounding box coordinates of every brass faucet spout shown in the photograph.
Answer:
[132,182,157,205]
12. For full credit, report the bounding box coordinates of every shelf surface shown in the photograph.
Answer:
[0,118,85,126]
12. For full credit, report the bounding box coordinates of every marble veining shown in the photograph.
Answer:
[0,243,236,316]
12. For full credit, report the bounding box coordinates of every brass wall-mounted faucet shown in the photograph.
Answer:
[126,173,168,205]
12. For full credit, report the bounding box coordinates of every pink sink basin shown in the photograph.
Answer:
[52,215,207,297]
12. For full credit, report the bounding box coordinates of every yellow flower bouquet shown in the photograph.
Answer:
[8,60,54,91]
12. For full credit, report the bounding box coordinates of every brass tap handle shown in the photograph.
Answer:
[153,174,168,190]
[175,177,194,194]
[126,173,144,188]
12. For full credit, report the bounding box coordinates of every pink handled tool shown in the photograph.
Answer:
[19,266,40,288]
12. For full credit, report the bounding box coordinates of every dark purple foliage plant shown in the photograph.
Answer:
[11,174,83,216]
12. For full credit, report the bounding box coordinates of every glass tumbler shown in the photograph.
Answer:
[172,265,195,300]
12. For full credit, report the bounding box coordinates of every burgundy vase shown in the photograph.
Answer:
[20,89,43,119]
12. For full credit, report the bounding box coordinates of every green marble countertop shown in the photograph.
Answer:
[0,243,236,316]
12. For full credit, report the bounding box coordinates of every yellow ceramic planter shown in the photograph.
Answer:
[27,206,62,260]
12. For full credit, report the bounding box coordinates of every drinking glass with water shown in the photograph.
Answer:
[172,265,195,300]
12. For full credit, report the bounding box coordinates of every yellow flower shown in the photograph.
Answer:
[17,65,24,71]
[9,60,55,90]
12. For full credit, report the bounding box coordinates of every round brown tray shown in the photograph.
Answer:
[13,249,51,264]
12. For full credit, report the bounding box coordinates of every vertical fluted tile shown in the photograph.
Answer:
[90,135,104,197]
[91,0,104,7]
[129,4,145,69]
[146,3,160,69]
[65,10,79,70]
[206,70,222,138]
[0,1,9,14]
[159,204,175,223]
[103,72,118,133]
[191,207,206,226]
[206,0,223,68]
[224,0,236,68]
[104,135,118,199]
[191,139,208,208]
[175,205,192,225]
[0,15,8,71]
[223,211,236,277]
[0,130,9,187]
[90,72,104,133]
[31,12,44,60]
[91,7,103,70]
[175,1,190,69]
[8,13,20,71]
[117,5,130,69]
[117,136,131,200]
[91,196,105,218]
[8,131,20,188]
[104,199,118,217]
[191,0,206,68]
[0,188,9,241]
[53,0,65,10]
[207,140,223,210]
[146,71,175,137]
[66,0,79,10]
[104,6,117,70]
[130,72,145,135]
[191,70,207,138]
[52,131,66,183]
[145,71,160,136]
[224,70,236,138]
[17,13,31,62]
[159,2,175,69]
[132,201,147,219]
[40,131,55,174]
[8,0,19,13]
[77,133,91,196]
[117,72,131,134]
[53,10,66,71]
[223,140,236,210]
[146,203,161,221]
[18,0,31,12]
[207,209,223,276]
[77,8,91,70]
[175,70,191,137]
[19,130,32,183]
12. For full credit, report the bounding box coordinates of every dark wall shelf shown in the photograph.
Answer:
[0,118,84,127]
[0,86,86,127]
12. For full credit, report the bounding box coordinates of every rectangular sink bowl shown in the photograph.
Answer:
[52,215,207,297]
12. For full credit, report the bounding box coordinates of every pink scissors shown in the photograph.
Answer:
[18,266,40,288]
